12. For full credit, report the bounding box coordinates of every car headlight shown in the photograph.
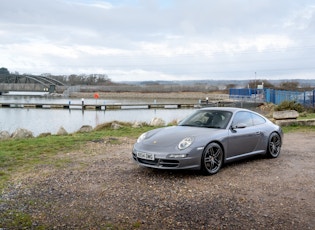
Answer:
[137,132,147,143]
[178,137,194,150]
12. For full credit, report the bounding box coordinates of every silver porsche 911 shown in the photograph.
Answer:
[132,107,283,175]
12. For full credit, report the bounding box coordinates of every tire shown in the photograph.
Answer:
[266,132,281,158]
[201,142,223,175]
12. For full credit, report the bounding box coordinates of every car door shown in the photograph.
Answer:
[226,111,262,159]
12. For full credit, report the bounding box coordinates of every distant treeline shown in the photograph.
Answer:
[1,67,314,92]
[0,67,113,86]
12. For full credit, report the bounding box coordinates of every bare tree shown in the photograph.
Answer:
[278,81,300,91]
[247,79,275,89]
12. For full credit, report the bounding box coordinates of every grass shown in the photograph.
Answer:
[282,125,315,133]
[0,210,43,229]
[298,112,315,120]
[0,124,154,190]
[282,112,315,133]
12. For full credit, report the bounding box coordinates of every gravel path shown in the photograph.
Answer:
[1,132,315,229]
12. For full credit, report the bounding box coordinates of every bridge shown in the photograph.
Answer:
[0,74,67,93]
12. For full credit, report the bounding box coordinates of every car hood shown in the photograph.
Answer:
[138,125,226,149]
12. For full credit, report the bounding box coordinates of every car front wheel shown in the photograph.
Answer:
[267,132,281,158]
[201,142,223,175]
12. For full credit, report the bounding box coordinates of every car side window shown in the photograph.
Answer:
[232,111,253,127]
[252,113,266,125]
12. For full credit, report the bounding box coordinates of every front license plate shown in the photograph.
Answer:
[137,152,155,161]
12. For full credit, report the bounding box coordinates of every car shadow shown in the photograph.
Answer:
[136,154,269,178]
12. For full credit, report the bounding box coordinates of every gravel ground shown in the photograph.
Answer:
[1,132,315,229]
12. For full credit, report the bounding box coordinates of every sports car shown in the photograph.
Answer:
[132,107,283,175]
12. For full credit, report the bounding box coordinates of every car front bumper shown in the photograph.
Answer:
[132,147,203,170]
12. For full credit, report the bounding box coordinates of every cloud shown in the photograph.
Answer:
[0,0,315,81]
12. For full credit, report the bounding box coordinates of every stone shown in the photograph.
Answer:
[0,131,11,140]
[38,132,51,137]
[273,110,299,120]
[78,125,93,133]
[132,121,143,128]
[57,127,68,135]
[111,122,122,130]
[150,117,165,126]
[11,128,34,139]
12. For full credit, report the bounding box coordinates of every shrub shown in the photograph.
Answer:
[275,101,305,113]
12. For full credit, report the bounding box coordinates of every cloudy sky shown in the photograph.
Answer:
[1,0,315,82]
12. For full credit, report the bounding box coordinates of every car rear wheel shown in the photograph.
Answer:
[266,132,281,158]
[201,142,223,175]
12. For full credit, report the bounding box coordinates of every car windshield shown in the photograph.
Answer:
[179,110,232,129]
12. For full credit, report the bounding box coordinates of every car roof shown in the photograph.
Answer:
[199,107,249,113]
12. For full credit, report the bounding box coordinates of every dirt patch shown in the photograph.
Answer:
[1,133,315,229]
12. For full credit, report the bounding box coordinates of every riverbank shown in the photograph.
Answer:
[70,91,229,100]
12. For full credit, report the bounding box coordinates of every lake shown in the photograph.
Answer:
[0,95,197,136]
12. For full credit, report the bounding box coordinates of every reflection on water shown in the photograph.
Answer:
[0,95,197,136]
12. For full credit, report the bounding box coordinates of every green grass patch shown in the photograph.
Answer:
[298,112,315,120]
[0,124,155,189]
[0,210,37,229]
[282,125,315,133]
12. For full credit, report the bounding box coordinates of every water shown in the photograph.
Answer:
[0,95,197,136]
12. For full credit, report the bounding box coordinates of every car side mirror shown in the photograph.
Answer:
[231,123,247,130]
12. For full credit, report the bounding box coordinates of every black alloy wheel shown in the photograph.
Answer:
[267,132,281,158]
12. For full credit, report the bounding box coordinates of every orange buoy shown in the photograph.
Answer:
[94,93,99,99]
